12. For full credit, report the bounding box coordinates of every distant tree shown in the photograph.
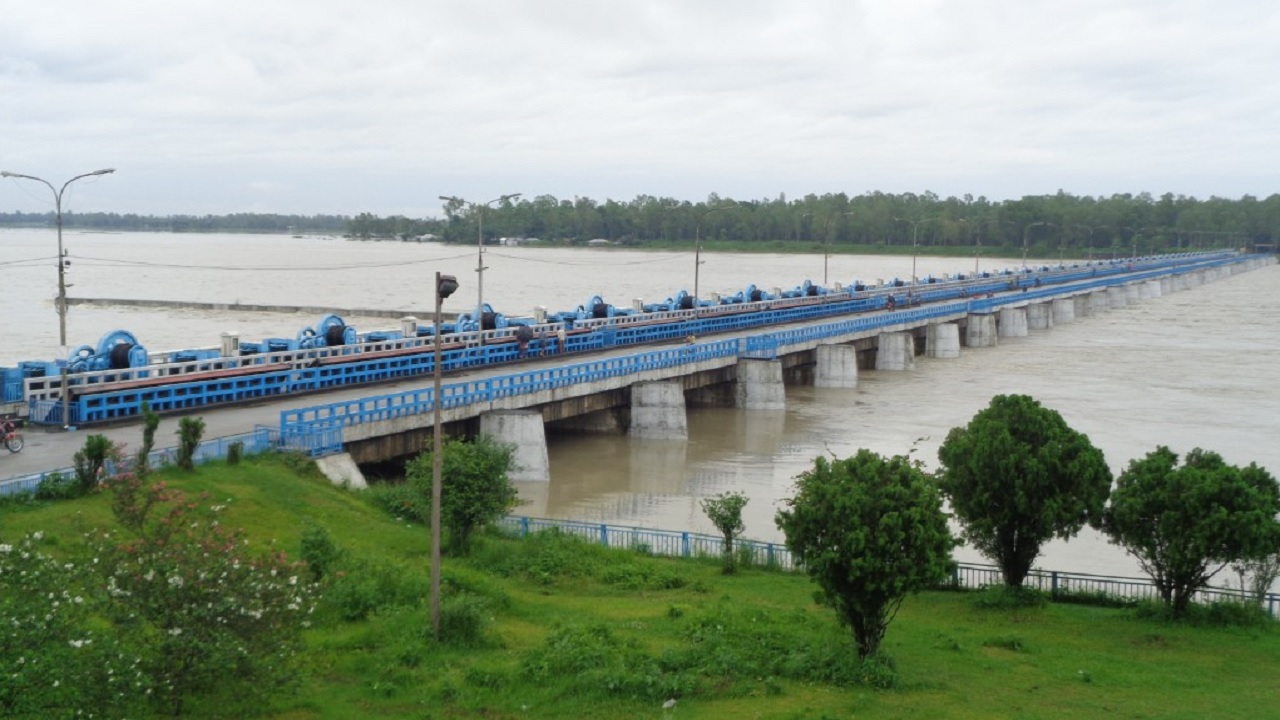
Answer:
[936,394,1111,588]
[1233,552,1280,609]
[776,450,956,659]
[700,491,748,574]
[405,435,519,554]
[1104,447,1280,616]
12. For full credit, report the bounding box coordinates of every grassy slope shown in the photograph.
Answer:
[2,455,1276,720]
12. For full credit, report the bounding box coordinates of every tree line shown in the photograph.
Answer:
[5,189,1280,255]
[425,191,1280,255]
[0,211,350,234]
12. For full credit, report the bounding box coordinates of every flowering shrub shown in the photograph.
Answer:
[90,480,316,716]
[0,533,147,717]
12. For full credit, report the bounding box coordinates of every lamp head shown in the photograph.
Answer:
[437,274,459,299]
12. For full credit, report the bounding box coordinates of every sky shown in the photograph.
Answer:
[1,0,1277,217]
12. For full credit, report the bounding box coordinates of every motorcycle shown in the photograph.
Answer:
[2,419,23,453]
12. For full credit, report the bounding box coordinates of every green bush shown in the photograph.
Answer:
[322,555,425,622]
[438,595,496,648]
[35,471,84,501]
[522,624,693,701]
[1053,587,1139,609]
[471,527,609,584]
[300,523,343,583]
[73,434,115,491]
[857,654,899,690]
[972,585,1049,610]
[600,561,688,591]
[226,440,244,466]
[366,482,427,523]
[1134,598,1275,628]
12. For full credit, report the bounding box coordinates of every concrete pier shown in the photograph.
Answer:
[629,381,688,440]
[1144,280,1163,299]
[876,332,915,370]
[1073,294,1092,318]
[1124,283,1142,304]
[815,344,858,388]
[479,410,550,482]
[1052,298,1076,324]
[1027,303,1053,330]
[1106,286,1128,308]
[736,359,786,410]
[925,323,961,359]
[998,307,1028,337]
[965,314,998,348]
[1089,290,1110,314]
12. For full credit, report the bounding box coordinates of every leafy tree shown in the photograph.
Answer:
[1104,447,1280,616]
[175,416,205,471]
[700,491,749,574]
[134,401,161,477]
[937,394,1111,588]
[776,450,956,659]
[405,435,519,554]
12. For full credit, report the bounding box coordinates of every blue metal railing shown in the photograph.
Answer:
[280,340,740,432]
[496,516,1280,617]
[0,426,284,497]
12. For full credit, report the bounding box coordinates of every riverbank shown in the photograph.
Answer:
[3,454,1274,719]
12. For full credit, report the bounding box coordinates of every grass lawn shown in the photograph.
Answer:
[2,454,1275,719]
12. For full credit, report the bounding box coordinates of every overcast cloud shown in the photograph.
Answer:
[2,0,1277,216]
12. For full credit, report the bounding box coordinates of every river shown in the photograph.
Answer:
[3,229,1277,582]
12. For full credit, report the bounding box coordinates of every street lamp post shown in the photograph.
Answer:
[1021,221,1052,269]
[1072,225,1099,264]
[822,212,854,286]
[438,193,521,339]
[893,217,938,287]
[966,219,1014,276]
[1123,226,1149,261]
[1,167,115,429]
[430,271,459,641]
[692,206,727,312]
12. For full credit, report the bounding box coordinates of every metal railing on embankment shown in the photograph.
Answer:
[496,516,1280,618]
[0,425,338,497]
